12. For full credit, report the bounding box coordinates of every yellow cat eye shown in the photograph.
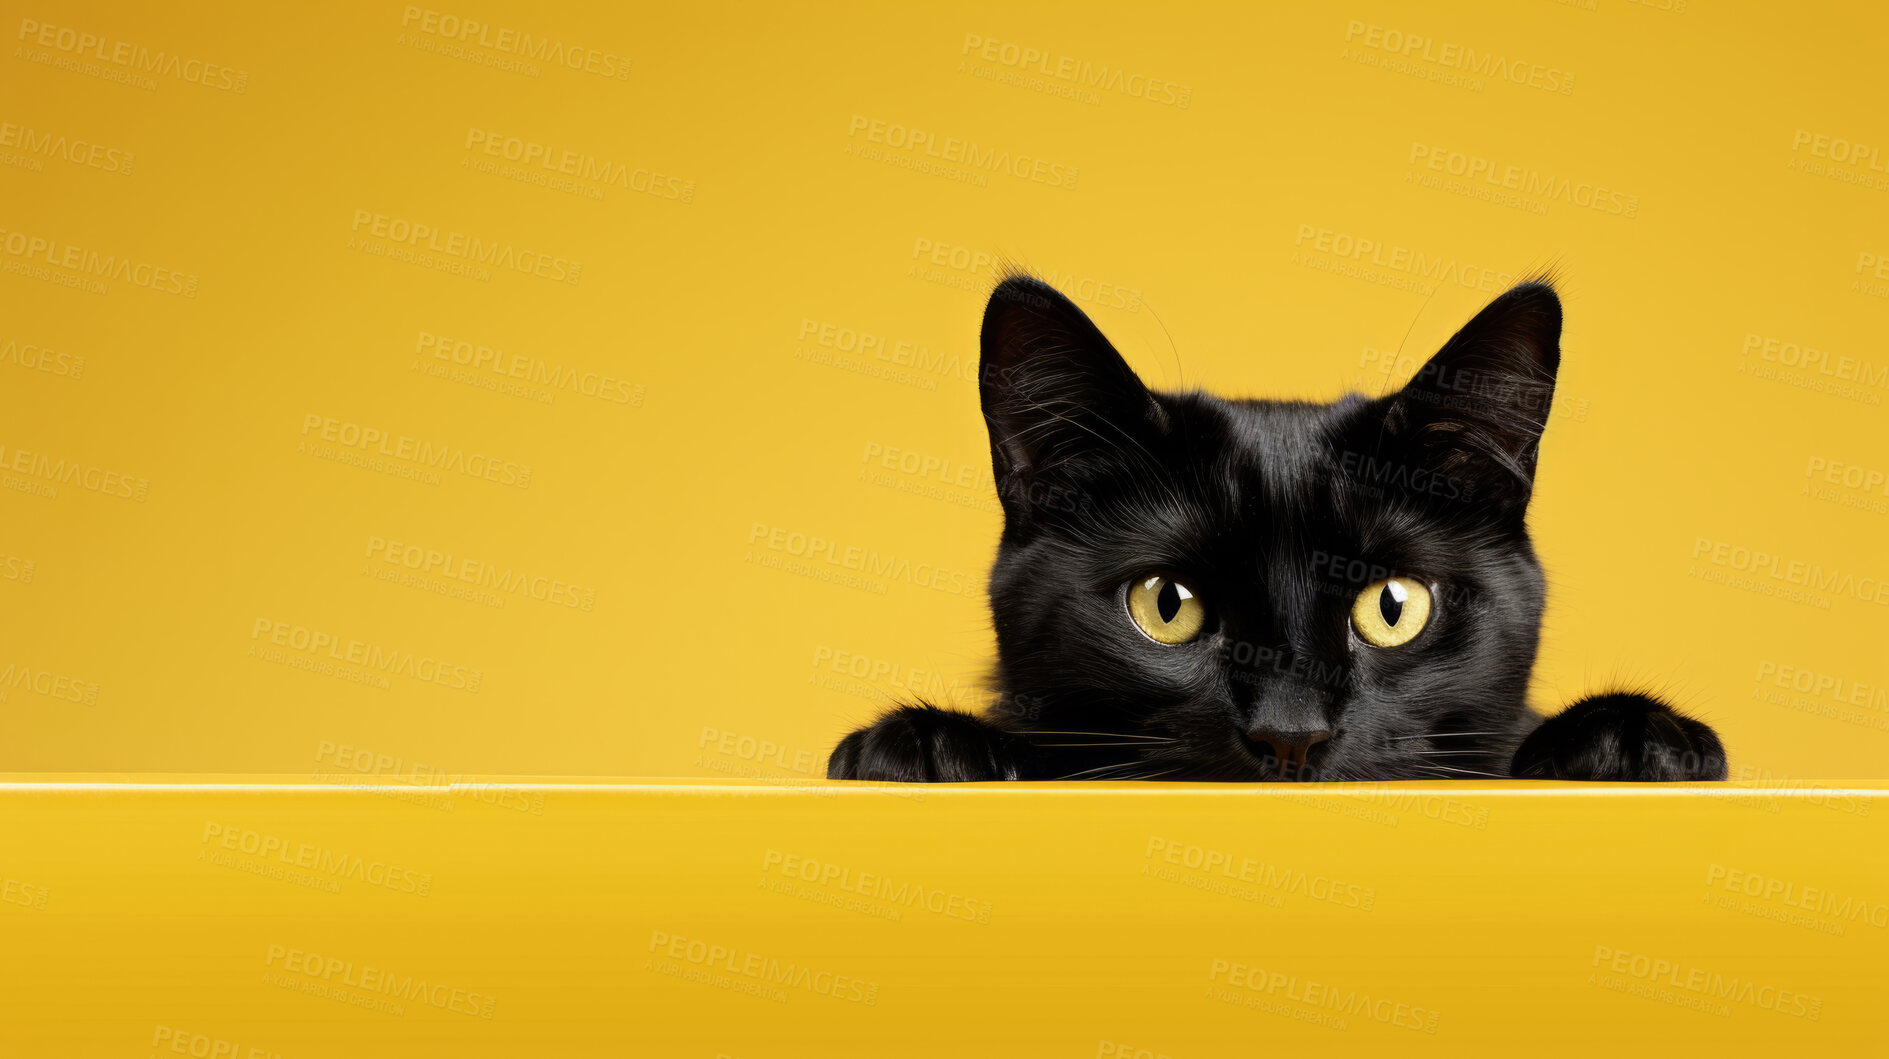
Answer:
[1126,575,1207,645]
[1351,577,1433,648]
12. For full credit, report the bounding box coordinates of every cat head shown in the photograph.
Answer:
[979,275,1562,780]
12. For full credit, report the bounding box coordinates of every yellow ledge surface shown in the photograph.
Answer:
[4,778,1886,1056]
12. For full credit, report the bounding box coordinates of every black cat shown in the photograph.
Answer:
[828,275,1726,783]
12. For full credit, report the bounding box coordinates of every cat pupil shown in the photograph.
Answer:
[1379,584,1404,626]
[1157,580,1182,622]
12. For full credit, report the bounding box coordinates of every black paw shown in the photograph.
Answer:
[1511,693,1727,781]
[827,705,1025,782]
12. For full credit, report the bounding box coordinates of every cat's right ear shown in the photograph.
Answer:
[979,276,1161,518]
[1379,280,1562,522]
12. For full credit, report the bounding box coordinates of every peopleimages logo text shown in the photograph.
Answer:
[300,414,532,489]
[847,115,1078,190]
[1344,20,1574,94]
[16,17,249,92]
[398,7,629,79]
[349,210,581,285]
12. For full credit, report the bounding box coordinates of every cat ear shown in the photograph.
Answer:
[1381,280,1562,518]
[980,275,1161,511]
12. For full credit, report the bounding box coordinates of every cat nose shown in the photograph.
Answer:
[1244,728,1333,774]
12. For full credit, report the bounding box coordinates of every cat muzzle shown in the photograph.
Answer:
[1241,729,1333,779]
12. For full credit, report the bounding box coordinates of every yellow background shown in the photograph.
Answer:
[4,0,1887,783]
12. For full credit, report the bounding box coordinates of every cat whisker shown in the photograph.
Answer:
[1052,760,1161,781]
[1021,730,1173,742]
[1411,764,1506,779]
[1111,768,1184,782]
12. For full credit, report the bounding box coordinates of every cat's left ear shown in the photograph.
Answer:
[1381,280,1561,520]
[979,275,1162,522]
